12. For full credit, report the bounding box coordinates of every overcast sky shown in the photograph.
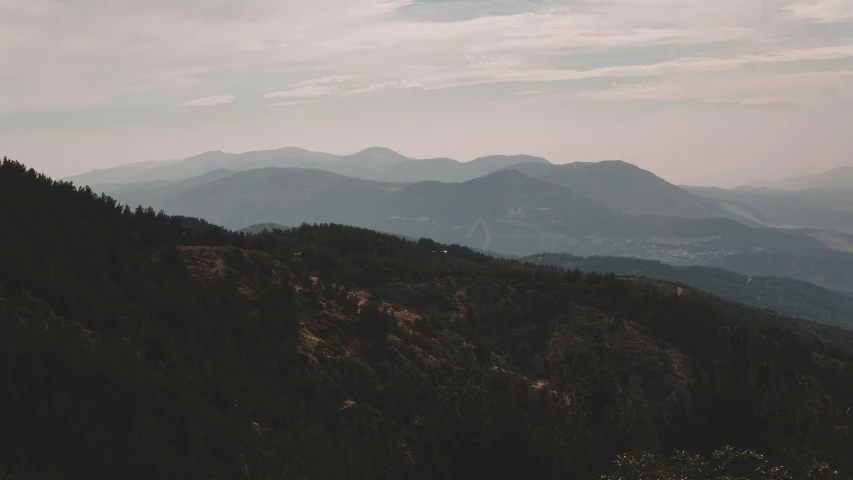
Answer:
[1,0,852,186]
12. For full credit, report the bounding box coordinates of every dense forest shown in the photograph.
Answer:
[2,157,853,479]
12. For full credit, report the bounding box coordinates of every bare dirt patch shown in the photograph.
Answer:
[177,245,293,298]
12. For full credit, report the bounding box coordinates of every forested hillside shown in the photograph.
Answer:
[2,158,853,479]
[525,253,853,330]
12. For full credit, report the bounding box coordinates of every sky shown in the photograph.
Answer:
[1,0,852,187]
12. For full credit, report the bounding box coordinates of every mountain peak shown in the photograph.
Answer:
[598,159,636,168]
[471,154,551,165]
[342,147,411,169]
[193,150,227,158]
[354,146,407,159]
[463,168,547,189]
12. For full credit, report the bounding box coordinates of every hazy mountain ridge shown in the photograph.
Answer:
[67,147,555,186]
[68,147,335,184]
[686,184,853,233]
[70,147,853,292]
[67,146,405,185]
[70,146,757,222]
[383,154,551,183]
[509,160,747,222]
[167,167,395,229]
[143,167,627,249]
[87,162,853,292]
[764,166,853,190]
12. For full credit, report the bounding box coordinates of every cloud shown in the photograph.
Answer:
[333,44,853,93]
[268,101,310,107]
[574,70,853,106]
[700,97,797,105]
[176,95,235,107]
[1,0,852,114]
[518,90,544,95]
[0,0,410,112]
[253,43,853,104]
[298,75,359,86]
[263,75,360,99]
[263,85,338,98]
[344,81,405,95]
[784,0,853,23]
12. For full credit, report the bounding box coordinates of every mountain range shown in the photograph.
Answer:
[70,147,853,293]
[4,157,853,479]
[67,147,554,186]
[72,147,758,223]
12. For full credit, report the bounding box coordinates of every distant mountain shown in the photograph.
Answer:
[382,154,551,183]
[69,147,759,225]
[340,146,411,170]
[65,158,184,186]
[371,169,625,249]
[764,166,853,190]
[686,184,853,233]
[508,160,753,222]
[68,147,339,185]
[67,147,556,186]
[141,168,624,251]
[706,249,853,294]
[163,168,394,229]
[68,146,425,186]
[88,168,239,208]
[88,164,853,291]
[525,253,853,330]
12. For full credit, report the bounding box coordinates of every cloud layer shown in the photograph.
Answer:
[177,95,235,107]
[2,0,852,111]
